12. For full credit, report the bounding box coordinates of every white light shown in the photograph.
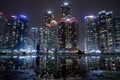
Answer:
[89,15,94,18]
[90,50,96,53]
[19,56,26,59]
[91,56,96,58]
[106,11,113,15]
[11,15,17,18]
[84,15,95,19]
[51,48,55,51]
[64,2,69,5]
[51,56,55,59]
[31,49,37,52]
[98,10,106,15]
[31,56,36,58]
[31,27,36,29]
[13,56,17,58]
[20,15,27,18]
[96,50,101,53]
[48,11,52,14]
[48,50,54,53]
[66,18,71,22]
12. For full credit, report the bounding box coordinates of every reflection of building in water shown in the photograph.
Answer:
[0,55,120,78]
[0,56,34,70]
[82,56,120,71]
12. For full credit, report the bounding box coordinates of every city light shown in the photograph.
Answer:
[60,18,66,22]
[106,11,113,15]
[66,18,71,22]
[0,12,3,15]
[47,10,52,14]
[98,10,106,14]
[11,15,17,18]
[20,15,27,18]
[0,1,120,79]
[64,2,69,5]
[51,20,58,26]
[84,15,95,19]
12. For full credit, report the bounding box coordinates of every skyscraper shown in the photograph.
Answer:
[0,12,4,50]
[113,16,120,52]
[39,11,58,53]
[28,27,38,51]
[98,11,115,53]
[61,2,72,18]
[85,16,100,53]
[3,15,29,52]
[85,11,120,53]
[44,10,55,28]
[39,27,50,53]
[58,2,79,53]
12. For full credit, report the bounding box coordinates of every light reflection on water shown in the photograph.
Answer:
[0,54,120,78]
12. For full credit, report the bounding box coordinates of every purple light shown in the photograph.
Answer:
[11,15,17,18]
[0,12,3,15]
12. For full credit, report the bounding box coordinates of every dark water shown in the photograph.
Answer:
[0,54,120,79]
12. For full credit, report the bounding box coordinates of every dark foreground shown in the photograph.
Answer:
[0,70,120,80]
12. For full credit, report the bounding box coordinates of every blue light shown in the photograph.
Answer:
[20,15,27,18]
[84,15,95,19]
[106,11,113,15]
[18,15,29,21]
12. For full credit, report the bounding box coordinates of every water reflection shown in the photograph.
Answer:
[0,54,120,79]
[0,56,35,70]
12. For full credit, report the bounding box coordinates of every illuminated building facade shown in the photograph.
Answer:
[58,2,79,53]
[28,27,38,51]
[98,11,115,53]
[85,11,120,53]
[0,12,4,50]
[39,27,50,53]
[49,20,58,53]
[85,16,100,53]
[113,16,120,52]
[61,2,72,18]
[58,18,79,52]
[44,10,54,28]
[3,15,29,52]
[39,11,58,53]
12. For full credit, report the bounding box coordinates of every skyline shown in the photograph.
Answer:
[0,0,120,49]
[0,0,120,26]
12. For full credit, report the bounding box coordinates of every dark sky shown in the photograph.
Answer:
[0,0,120,47]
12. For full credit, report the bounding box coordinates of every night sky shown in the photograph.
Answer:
[0,0,120,48]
